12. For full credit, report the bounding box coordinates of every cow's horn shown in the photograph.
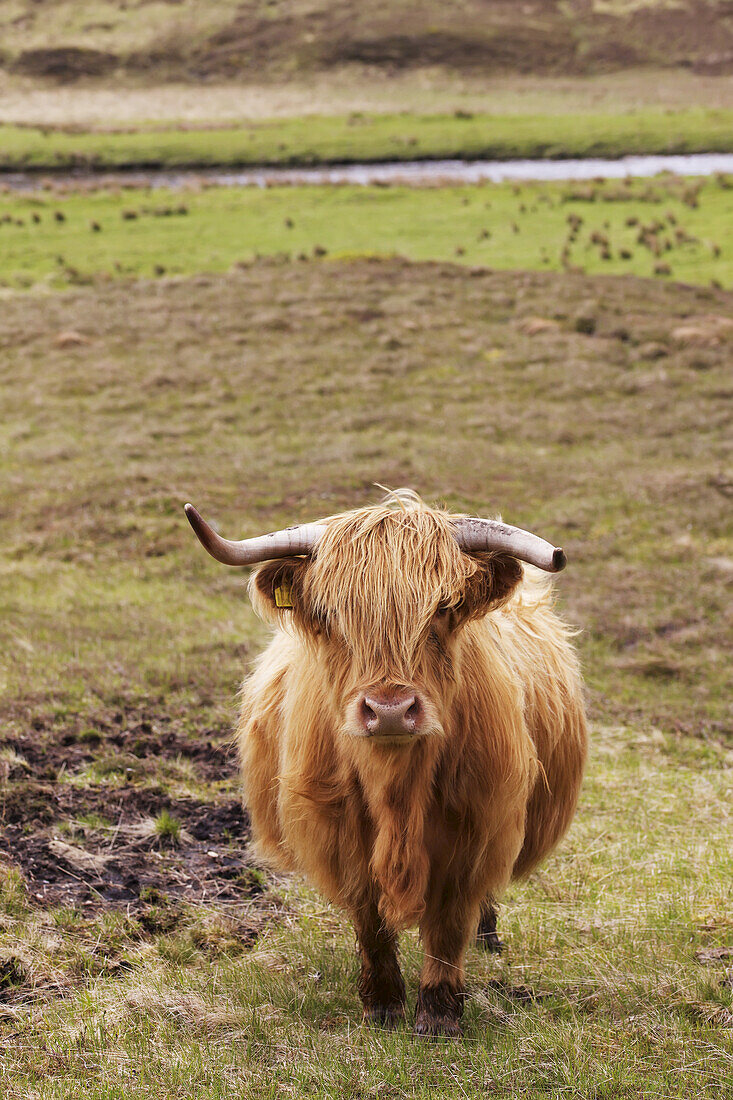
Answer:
[453,517,567,573]
[184,503,326,566]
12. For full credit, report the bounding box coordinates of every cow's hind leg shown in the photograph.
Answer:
[476,902,503,953]
[353,899,406,1028]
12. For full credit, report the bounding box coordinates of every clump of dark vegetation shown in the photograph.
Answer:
[0,954,29,998]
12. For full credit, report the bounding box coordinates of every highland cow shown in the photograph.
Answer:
[185,491,587,1037]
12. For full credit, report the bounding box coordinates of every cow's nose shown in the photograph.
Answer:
[359,690,422,737]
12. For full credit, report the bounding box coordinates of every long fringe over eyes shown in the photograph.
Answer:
[302,494,481,683]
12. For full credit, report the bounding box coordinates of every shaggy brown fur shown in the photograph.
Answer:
[237,491,587,1037]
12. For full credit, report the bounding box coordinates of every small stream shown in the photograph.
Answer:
[2,152,733,191]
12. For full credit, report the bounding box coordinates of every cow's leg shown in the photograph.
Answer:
[353,898,406,1028]
[417,811,524,1038]
[476,901,503,953]
[416,896,477,1038]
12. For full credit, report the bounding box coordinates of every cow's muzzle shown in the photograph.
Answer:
[357,688,424,739]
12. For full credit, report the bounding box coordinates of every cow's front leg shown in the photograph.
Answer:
[416,899,476,1038]
[353,898,406,1028]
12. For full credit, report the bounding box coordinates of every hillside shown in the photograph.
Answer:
[2,0,732,82]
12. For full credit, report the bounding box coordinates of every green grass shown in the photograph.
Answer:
[2,109,733,170]
[1,171,731,290]
[153,811,183,845]
[1,259,731,1094]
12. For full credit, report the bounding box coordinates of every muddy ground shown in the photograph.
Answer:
[0,701,254,916]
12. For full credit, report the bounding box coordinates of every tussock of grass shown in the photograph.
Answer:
[152,811,182,846]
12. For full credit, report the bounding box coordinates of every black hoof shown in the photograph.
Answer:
[363,1004,405,1029]
[413,1013,462,1039]
[414,984,464,1040]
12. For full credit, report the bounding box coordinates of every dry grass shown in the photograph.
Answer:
[2,70,733,129]
[3,725,731,1096]
[1,259,730,731]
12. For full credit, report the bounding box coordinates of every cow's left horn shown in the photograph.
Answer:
[184,503,326,566]
[453,517,566,572]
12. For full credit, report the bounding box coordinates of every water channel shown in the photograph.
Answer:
[2,152,733,191]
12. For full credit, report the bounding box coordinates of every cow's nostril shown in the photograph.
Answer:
[405,700,421,724]
[359,698,378,730]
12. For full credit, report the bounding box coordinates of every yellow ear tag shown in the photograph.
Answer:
[274,581,293,609]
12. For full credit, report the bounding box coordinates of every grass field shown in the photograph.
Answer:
[1,1,731,1086]
[2,109,733,172]
[1,260,731,1095]
[1,171,731,290]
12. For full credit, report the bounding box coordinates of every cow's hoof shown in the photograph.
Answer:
[414,984,464,1039]
[476,906,503,952]
[363,1004,405,1029]
[413,1011,462,1040]
[476,929,504,954]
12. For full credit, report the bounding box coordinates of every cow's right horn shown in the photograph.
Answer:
[453,517,566,572]
[184,503,325,566]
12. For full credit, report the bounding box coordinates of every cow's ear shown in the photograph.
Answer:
[249,557,310,624]
[456,553,524,624]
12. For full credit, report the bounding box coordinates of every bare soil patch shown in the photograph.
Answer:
[0,703,253,913]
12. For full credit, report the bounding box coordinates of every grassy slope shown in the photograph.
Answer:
[1,173,731,289]
[2,109,733,171]
[1,3,733,174]
[1,261,731,1094]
